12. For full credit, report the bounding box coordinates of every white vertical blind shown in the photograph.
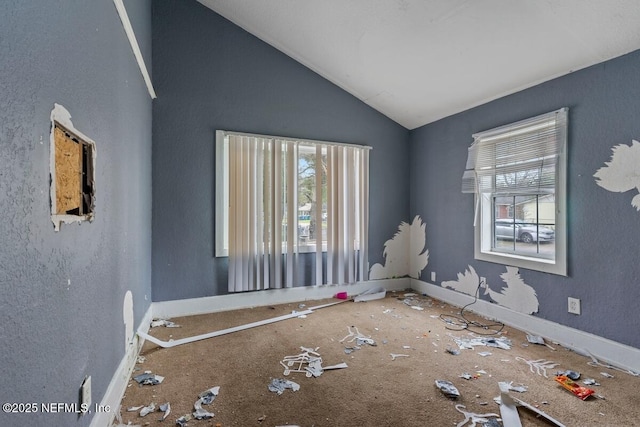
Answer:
[314,144,323,286]
[224,131,370,292]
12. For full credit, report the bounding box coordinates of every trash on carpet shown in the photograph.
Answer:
[339,326,376,346]
[515,357,558,378]
[554,375,595,400]
[435,379,460,399]
[150,318,181,328]
[390,353,409,361]
[268,378,300,395]
[447,333,512,350]
[556,369,580,380]
[353,287,386,302]
[133,371,164,385]
[495,383,567,427]
[525,334,555,350]
[454,404,500,427]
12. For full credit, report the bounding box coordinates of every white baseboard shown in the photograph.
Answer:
[152,278,411,319]
[90,305,153,427]
[411,279,640,375]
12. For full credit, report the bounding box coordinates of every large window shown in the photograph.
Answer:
[216,131,370,291]
[462,108,567,275]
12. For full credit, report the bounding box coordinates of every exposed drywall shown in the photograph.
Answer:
[410,49,640,349]
[369,215,429,279]
[123,290,134,350]
[594,140,640,211]
[50,104,97,230]
[0,1,152,425]
[484,267,539,315]
[151,0,410,301]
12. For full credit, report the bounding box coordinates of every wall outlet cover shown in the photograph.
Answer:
[568,297,581,315]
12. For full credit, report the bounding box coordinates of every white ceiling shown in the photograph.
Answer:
[199,0,640,129]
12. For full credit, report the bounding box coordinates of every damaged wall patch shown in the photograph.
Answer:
[50,103,96,231]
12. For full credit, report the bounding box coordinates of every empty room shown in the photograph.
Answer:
[2,1,640,426]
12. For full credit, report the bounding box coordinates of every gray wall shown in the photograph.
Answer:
[151,0,410,301]
[410,50,640,349]
[0,0,152,425]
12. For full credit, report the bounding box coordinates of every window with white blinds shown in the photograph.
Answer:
[462,108,568,275]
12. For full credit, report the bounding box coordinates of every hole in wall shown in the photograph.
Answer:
[50,104,96,231]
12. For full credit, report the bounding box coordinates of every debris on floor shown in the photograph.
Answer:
[454,403,500,427]
[280,346,347,377]
[445,347,460,355]
[280,347,322,377]
[159,402,171,421]
[126,401,170,421]
[139,402,156,417]
[515,357,558,377]
[323,362,348,371]
[500,381,528,393]
[435,379,460,399]
[176,386,220,425]
[150,318,181,328]
[339,326,376,346]
[587,351,640,376]
[583,378,600,386]
[389,353,409,361]
[447,333,512,350]
[268,378,300,395]
[133,371,164,385]
[525,333,556,350]
[495,385,567,427]
[354,287,386,302]
[556,369,580,380]
[554,375,595,400]
[498,381,522,427]
[194,386,220,419]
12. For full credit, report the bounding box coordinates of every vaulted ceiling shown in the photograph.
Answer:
[199,0,640,129]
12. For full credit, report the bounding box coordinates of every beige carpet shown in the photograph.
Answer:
[118,291,640,426]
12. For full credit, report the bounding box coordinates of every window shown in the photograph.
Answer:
[50,104,96,231]
[216,131,370,291]
[462,108,567,275]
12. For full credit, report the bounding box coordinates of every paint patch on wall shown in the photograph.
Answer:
[369,215,429,279]
[50,104,97,231]
[483,266,539,314]
[123,290,133,350]
[441,265,480,296]
[594,140,640,211]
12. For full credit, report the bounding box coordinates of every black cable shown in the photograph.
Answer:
[439,280,504,335]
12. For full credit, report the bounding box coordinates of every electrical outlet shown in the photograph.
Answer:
[430,271,436,282]
[81,376,92,409]
[568,297,581,315]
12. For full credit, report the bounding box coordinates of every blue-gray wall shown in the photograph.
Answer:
[0,0,152,425]
[410,50,640,349]
[151,0,410,301]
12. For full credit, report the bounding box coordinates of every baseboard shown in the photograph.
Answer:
[411,278,640,375]
[89,304,153,427]
[151,278,410,319]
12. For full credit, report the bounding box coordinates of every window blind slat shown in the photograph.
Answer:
[462,108,567,195]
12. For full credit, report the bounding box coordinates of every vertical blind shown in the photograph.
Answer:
[462,108,568,195]
[225,131,370,292]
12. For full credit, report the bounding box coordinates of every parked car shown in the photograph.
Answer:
[495,219,555,243]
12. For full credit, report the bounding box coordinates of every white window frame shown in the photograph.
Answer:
[464,108,568,276]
